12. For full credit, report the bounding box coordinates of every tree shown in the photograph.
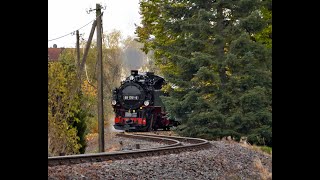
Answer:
[79,30,124,133]
[48,50,88,155]
[137,0,272,146]
[102,30,123,130]
[48,30,130,155]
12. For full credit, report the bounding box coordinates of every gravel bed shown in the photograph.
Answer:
[48,140,272,179]
[85,132,170,153]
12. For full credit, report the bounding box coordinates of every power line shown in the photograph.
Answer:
[48,13,103,42]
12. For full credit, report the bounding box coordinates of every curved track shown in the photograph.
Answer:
[48,133,211,167]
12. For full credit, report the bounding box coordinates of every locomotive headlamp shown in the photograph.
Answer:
[129,75,134,81]
[144,100,150,106]
[111,100,117,105]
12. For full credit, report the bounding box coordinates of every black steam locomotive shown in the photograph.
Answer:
[111,70,178,131]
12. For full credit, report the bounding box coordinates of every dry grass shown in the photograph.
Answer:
[105,143,122,152]
[86,133,98,141]
[220,136,272,180]
[220,136,272,156]
[253,158,272,180]
[240,143,272,156]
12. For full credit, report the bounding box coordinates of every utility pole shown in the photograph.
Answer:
[96,3,105,152]
[76,30,80,68]
[79,20,97,75]
[77,20,96,92]
[76,30,80,79]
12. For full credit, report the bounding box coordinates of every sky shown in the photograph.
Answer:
[48,0,141,48]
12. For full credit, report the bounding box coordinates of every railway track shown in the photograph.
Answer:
[48,133,211,167]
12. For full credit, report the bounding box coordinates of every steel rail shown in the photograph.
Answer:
[48,133,210,167]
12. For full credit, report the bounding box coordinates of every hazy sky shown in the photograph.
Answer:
[48,0,141,48]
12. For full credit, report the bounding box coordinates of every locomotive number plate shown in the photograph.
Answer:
[123,95,139,100]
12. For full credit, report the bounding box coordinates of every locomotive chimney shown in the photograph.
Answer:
[146,72,154,76]
[131,70,138,76]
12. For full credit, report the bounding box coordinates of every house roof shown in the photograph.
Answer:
[48,48,65,61]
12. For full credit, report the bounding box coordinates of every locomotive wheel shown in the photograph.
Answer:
[140,115,154,132]
[163,126,170,131]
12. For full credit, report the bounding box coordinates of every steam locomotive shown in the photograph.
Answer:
[111,70,178,131]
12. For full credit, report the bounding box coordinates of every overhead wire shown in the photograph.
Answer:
[48,12,103,42]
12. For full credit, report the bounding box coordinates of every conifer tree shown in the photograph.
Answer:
[137,0,272,146]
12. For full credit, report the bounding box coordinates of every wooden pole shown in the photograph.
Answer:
[96,3,105,152]
[76,30,80,70]
[79,20,97,75]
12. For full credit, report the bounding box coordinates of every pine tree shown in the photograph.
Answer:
[137,0,272,146]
